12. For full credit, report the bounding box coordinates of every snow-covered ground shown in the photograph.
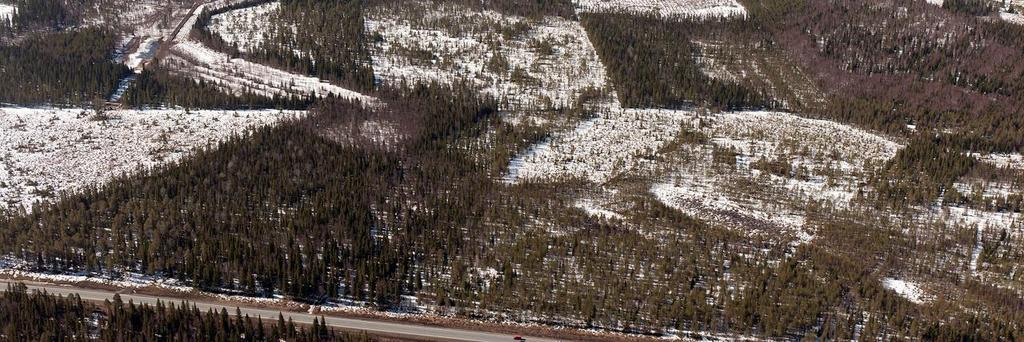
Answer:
[882,278,926,304]
[505,108,901,242]
[506,106,691,183]
[0,3,16,23]
[652,111,900,240]
[573,0,747,19]
[0,107,299,211]
[972,152,1024,170]
[366,2,611,110]
[1000,12,1024,25]
[167,2,375,103]
[125,37,161,72]
[209,2,280,53]
[916,205,1021,274]
[575,198,625,220]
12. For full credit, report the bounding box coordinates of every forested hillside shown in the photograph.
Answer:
[744,0,1024,152]
[0,28,127,105]
[2,0,1024,340]
[195,0,376,93]
[582,13,770,110]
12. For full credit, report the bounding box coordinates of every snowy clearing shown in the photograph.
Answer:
[209,2,280,53]
[506,106,691,184]
[573,0,747,19]
[648,111,901,241]
[125,37,161,72]
[1000,12,1024,25]
[505,108,902,242]
[0,107,299,211]
[366,2,611,110]
[972,152,1024,170]
[882,278,926,304]
[575,198,625,220]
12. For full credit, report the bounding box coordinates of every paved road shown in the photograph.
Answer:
[0,280,559,342]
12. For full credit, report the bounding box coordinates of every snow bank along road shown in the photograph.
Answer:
[0,280,559,342]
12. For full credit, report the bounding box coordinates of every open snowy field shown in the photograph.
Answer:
[573,0,747,19]
[366,1,611,110]
[0,107,299,211]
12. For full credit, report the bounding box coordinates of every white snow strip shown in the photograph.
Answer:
[1000,12,1024,25]
[652,180,807,234]
[972,152,1024,170]
[575,199,625,220]
[573,0,747,19]
[882,278,925,304]
[0,107,300,210]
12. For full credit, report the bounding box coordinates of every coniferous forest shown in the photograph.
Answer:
[2,0,1024,340]
[0,283,370,341]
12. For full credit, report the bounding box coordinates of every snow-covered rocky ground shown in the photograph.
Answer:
[166,2,374,102]
[366,1,611,110]
[0,107,299,211]
[573,0,747,19]
[208,1,280,53]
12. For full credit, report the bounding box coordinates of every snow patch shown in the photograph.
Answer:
[366,3,610,110]
[882,278,925,304]
[125,37,161,72]
[575,199,625,220]
[0,3,16,23]
[505,107,690,184]
[0,107,299,210]
[208,2,280,53]
[573,0,747,19]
